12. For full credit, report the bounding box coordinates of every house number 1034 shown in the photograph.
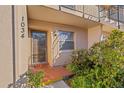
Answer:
[20,16,25,38]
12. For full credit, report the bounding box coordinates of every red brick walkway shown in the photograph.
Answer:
[29,63,73,84]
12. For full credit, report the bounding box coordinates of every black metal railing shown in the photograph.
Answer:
[98,5,124,29]
[59,5,100,22]
[59,5,124,29]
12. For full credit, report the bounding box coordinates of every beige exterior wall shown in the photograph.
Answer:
[28,19,88,66]
[88,25,102,48]
[52,24,88,66]
[14,5,30,78]
[102,24,114,33]
[0,5,13,88]
[87,24,115,48]
[0,5,29,87]
[44,5,59,10]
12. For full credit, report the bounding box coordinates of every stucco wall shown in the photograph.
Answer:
[0,5,29,87]
[88,25,102,48]
[102,24,114,33]
[28,19,88,66]
[53,26,88,66]
[14,5,30,78]
[88,24,114,49]
[0,6,13,87]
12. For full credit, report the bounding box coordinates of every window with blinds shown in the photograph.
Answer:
[58,31,74,51]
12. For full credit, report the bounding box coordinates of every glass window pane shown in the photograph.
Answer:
[59,41,74,50]
[59,31,73,41]
[58,31,74,50]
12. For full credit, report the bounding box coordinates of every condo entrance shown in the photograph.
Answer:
[31,31,47,64]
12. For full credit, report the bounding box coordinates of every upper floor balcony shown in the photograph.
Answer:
[45,5,124,30]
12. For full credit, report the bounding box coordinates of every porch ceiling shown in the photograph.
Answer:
[27,5,99,29]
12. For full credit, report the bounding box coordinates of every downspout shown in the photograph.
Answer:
[11,5,16,88]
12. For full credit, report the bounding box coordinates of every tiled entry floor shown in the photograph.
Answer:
[29,63,73,85]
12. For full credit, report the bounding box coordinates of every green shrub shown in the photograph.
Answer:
[66,63,79,74]
[27,70,44,88]
[68,29,124,88]
[68,49,93,74]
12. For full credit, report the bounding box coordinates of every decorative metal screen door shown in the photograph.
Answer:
[32,31,47,64]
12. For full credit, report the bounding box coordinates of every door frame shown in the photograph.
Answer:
[30,29,48,64]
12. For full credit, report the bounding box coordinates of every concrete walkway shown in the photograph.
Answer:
[43,80,70,88]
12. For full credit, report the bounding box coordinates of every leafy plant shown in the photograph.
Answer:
[68,29,124,88]
[27,70,44,88]
[67,49,93,74]
[66,63,79,74]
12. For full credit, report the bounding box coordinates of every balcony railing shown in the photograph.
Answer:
[59,5,124,29]
[99,6,124,23]
[99,5,124,29]
[59,5,100,22]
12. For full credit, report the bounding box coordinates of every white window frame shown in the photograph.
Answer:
[58,30,75,52]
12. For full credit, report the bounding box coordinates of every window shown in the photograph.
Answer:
[58,31,74,51]
[62,5,75,9]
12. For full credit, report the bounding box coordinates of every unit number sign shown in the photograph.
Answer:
[20,16,25,38]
